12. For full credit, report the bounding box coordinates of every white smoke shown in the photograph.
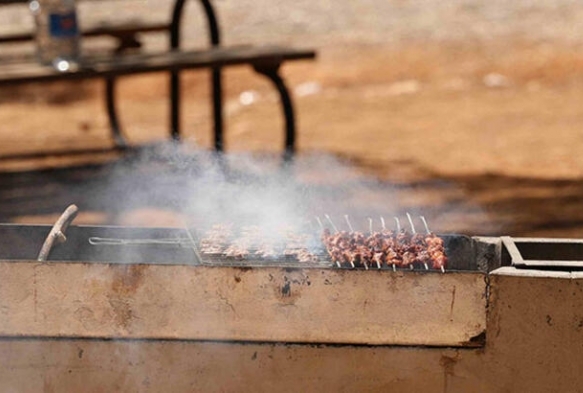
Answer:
[94,142,493,241]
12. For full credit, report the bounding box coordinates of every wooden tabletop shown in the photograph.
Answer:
[0,45,316,86]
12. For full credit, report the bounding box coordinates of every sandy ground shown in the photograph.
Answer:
[2,1,583,238]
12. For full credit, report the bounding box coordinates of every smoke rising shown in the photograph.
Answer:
[95,143,493,242]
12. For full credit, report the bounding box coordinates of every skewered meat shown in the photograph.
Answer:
[425,233,448,270]
[223,242,250,259]
[199,224,233,254]
[199,224,320,263]
[321,228,447,271]
[198,217,448,270]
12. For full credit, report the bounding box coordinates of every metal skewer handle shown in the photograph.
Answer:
[37,204,79,262]
[88,237,192,246]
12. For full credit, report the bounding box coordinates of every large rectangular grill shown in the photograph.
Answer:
[1,218,581,349]
[0,219,488,347]
[0,223,478,271]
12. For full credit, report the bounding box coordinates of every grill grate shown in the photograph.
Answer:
[192,230,475,271]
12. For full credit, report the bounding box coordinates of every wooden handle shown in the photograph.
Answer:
[37,204,79,262]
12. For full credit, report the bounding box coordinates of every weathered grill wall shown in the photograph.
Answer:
[1,224,581,391]
[0,268,581,392]
[0,224,488,346]
[0,261,486,346]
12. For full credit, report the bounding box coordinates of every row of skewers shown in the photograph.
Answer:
[317,214,447,272]
[197,214,448,271]
[198,224,320,263]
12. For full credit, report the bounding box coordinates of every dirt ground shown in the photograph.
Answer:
[3,2,583,238]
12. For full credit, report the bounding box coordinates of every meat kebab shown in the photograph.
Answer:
[320,215,448,271]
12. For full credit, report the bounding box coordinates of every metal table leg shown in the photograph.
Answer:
[253,63,296,161]
[212,67,224,152]
[170,70,180,142]
[105,77,128,149]
[170,0,223,148]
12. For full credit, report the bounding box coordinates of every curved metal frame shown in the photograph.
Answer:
[37,204,78,262]
[170,0,222,149]
[105,77,127,149]
[103,0,221,149]
[253,64,295,161]
[104,0,297,158]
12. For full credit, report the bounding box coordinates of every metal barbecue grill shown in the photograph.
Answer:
[1,209,582,390]
[0,205,489,347]
[1,205,478,272]
[2,204,583,348]
[0,224,477,269]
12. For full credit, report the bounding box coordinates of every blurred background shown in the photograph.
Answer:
[1,0,583,236]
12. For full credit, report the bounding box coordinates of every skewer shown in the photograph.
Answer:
[392,217,402,271]
[406,213,428,270]
[380,216,386,231]
[406,212,416,234]
[341,215,369,270]
[315,216,324,231]
[420,215,445,273]
[403,214,415,270]
[88,237,191,246]
[325,214,339,233]
[417,215,431,270]
[318,216,341,268]
[344,214,354,232]
[391,217,401,271]
[371,221,380,271]
[420,216,430,235]
[349,251,360,270]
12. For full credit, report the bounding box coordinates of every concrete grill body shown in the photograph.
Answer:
[0,224,581,392]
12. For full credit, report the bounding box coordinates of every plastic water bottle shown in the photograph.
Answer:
[29,0,80,71]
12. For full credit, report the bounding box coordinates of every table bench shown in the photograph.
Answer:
[0,0,316,159]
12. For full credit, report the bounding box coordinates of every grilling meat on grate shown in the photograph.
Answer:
[199,224,233,254]
[321,228,447,270]
[425,233,447,270]
[199,225,320,263]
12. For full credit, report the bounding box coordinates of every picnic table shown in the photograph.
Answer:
[0,0,316,159]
